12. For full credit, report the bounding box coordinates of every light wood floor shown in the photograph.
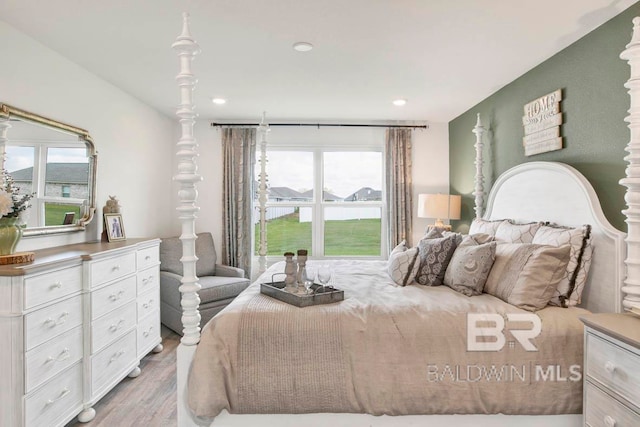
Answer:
[65,326,180,427]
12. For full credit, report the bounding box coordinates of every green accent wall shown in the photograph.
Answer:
[449,3,640,233]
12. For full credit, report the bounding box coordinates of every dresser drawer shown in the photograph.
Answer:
[24,265,82,310]
[25,295,83,351]
[91,302,137,354]
[586,333,640,408]
[25,326,83,394]
[91,275,136,320]
[585,381,640,427]
[137,311,160,357]
[137,288,158,321]
[137,245,159,271]
[25,362,83,427]
[91,330,136,396]
[90,251,136,288]
[137,266,159,296]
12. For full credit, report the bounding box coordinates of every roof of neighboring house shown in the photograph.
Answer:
[344,187,382,201]
[268,186,307,200]
[300,189,342,201]
[11,163,89,184]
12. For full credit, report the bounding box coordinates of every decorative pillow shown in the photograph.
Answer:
[422,228,444,240]
[568,236,593,306]
[443,236,497,296]
[387,241,420,286]
[415,234,458,286]
[532,224,591,307]
[442,230,464,246]
[469,218,506,236]
[495,221,543,243]
[484,243,571,311]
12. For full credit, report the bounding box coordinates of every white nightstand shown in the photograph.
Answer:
[581,313,640,427]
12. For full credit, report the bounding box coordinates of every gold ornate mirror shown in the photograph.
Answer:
[0,104,97,236]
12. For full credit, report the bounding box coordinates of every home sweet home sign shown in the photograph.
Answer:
[522,89,563,156]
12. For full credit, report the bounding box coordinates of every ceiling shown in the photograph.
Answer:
[0,0,637,123]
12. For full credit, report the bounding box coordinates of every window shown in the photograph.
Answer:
[254,145,385,258]
[5,144,88,227]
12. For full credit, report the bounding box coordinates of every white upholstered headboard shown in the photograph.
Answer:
[483,161,626,313]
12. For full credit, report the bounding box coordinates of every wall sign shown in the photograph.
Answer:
[522,89,563,156]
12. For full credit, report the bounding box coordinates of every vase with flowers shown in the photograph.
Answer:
[0,168,33,255]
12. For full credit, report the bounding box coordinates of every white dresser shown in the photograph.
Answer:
[0,238,161,427]
[581,313,640,427]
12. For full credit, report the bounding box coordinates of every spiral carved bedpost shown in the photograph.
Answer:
[472,113,486,220]
[620,17,640,313]
[173,13,202,344]
[257,112,270,275]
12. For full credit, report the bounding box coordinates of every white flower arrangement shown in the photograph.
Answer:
[0,168,33,219]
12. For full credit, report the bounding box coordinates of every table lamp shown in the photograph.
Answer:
[418,193,461,230]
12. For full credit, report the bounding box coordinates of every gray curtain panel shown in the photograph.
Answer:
[222,127,256,277]
[385,128,413,251]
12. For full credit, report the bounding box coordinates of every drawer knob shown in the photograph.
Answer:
[50,281,63,289]
[45,388,70,406]
[148,275,154,283]
[46,348,71,363]
[109,319,125,332]
[604,361,616,374]
[143,299,154,309]
[44,311,69,327]
[145,255,151,261]
[143,326,154,338]
[109,349,126,363]
[109,290,125,301]
[604,415,616,427]
[112,265,120,271]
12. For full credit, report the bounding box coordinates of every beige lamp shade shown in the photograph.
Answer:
[418,193,461,227]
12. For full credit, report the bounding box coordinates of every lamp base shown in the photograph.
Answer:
[427,224,452,232]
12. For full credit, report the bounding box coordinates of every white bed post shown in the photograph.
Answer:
[257,112,270,275]
[173,13,202,427]
[472,113,486,219]
[621,17,640,313]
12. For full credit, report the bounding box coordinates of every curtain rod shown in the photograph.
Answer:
[210,122,428,129]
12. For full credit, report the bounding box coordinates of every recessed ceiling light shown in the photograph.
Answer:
[293,42,313,52]
[212,98,226,105]
[393,99,407,106]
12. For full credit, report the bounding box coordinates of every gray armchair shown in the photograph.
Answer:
[159,232,250,334]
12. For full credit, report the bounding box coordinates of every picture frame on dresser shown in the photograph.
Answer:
[104,213,126,242]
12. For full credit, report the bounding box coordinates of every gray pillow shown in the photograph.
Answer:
[415,234,458,286]
[444,236,496,296]
[159,232,217,277]
[387,241,420,286]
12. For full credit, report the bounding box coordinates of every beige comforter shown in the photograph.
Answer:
[188,260,588,420]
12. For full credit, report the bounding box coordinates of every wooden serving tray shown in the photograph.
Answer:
[260,281,344,307]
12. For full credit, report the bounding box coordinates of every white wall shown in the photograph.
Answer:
[192,123,450,258]
[0,20,175,250]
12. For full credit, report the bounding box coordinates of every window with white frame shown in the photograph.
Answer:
[254,141,385,258]
[5,144,88,227]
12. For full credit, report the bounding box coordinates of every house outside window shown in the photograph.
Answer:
[254,139,386,259]
[5,144,88,226]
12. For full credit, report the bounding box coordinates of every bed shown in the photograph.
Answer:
[171,12,636,427]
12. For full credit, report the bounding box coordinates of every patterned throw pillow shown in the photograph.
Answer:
[415,234,458,286]
[387,241,420,286]
[484,243,571,311]
[568,237,593,306]
[444,236,497,296]
[495,221,543,243]
[469,218,506,236]
[532,224,591,307]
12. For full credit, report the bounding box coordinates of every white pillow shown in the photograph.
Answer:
[387,241,420,286]
[469,218,506,236]
[495,221,542,243]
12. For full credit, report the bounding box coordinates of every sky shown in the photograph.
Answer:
[261,151,382,198]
